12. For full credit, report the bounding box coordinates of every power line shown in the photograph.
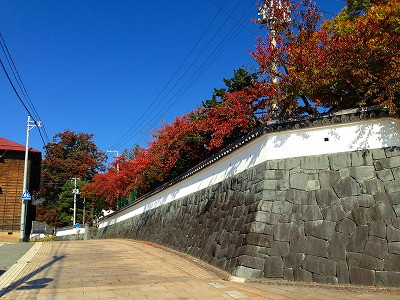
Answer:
[113,0,247,150]
[123,1,256,148]
[0,32,49,145]
[0,57,46,146]
[110,0,231,150]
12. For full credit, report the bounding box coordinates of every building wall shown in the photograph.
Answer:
[0,151,25,241]
[0,150,40,242]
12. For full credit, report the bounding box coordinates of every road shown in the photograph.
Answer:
[0,239,399,299]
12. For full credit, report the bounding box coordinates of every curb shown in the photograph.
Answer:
[0,242,42,296]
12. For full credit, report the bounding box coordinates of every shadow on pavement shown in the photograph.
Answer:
[16,277,54,290]
[0,255,65,297]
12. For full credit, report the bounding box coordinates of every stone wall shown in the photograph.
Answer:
[97,147,400,287]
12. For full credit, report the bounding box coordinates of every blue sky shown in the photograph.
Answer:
[0,0,344,166]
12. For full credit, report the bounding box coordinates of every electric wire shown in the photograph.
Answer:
[123,1,256,148]
[0,57,46,146]
[113,0,246,150]
[109,0,229,150]
[0,33,50,144]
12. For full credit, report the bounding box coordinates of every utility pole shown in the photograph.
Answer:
[82,197,86,225]
[258,0,291,117]
[72,177,80,225]
[106,150,119,172]
[20,115,40,242]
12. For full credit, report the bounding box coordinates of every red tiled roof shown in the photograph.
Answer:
[0,137,40,153]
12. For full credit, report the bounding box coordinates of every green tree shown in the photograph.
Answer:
[36,130,107,227]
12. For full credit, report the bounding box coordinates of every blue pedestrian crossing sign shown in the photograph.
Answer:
[21,190,31,201]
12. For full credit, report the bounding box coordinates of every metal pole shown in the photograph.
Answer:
[83,197,86,225]
[73,177,77,225]
[19,115,31,242]
[107,150,119,172]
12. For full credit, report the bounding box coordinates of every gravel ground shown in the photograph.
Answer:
[0,243,33,276]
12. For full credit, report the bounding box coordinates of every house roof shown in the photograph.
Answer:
[0,137,40,153]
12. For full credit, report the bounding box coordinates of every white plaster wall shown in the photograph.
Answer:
[99,118,400,229]
[56,227,85,237]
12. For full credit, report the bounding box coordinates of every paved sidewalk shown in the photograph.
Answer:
[0,239,399,299]
[0,242,34,276]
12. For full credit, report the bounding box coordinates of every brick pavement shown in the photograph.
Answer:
[0,239,400,299]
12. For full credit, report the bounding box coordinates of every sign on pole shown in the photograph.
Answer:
[21,190,31,201]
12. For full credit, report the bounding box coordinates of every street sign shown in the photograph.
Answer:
[75,223,80,228]
[21,190,31,201]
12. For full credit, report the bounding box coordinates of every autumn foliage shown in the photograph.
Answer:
[84,0,400,208]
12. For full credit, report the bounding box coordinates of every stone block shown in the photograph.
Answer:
[351,150,373,167]
[301,155,329,170]
[253,211,280,225]
[322,203,347,222]
[377,169,394,182]
[289,173,309,190]
[347,225,369,252]
[385,147,400,158]
[305,236,328,257]
[389,192,400,205]
[336,218,356,236]
[289,224,306,253]
[337,261,350,284]
[302,205,323,221]
[285,189,308,205]
[273,223,294,242]
[233,266,262,278]
[362,178,386,195]
[385,180,400,193]
[349,267,375,286]
[319,170,340,189]
[371,148,386,160]
[283,268,294,281]
[374,157,400,171]
[384,253,400,271]
[270,241,290,256]
[393,167,400,181]
[312,273,338,284]
[293,267,313,282]
[347,252,384,270]
[262,180,278,190]
[365,236,388,259]
[339,168,350,177]
[237,255,265,270]
[388,242,400,255]
[243,233,273,247]
[349,166,376,181]
[284,158,301,170]
[376,271,400,287]
[302,255,336,276]
[264,256,283,278]
[329,153,351,170]
[283,253,305,268]
[328,232,348,261]
[341,195,375,213]
[306,180,321,191]
[370,202,396,221]
[387,226,400,242]
[333,177,361,198]
[316,188,339,207]
[351,207,372,225]
[369,221,387,238]
[304,220,336,240]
